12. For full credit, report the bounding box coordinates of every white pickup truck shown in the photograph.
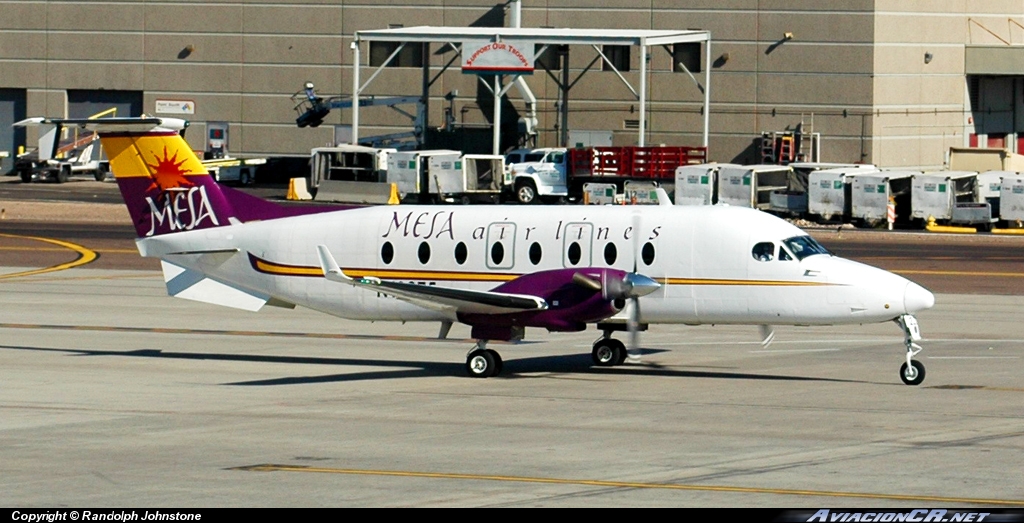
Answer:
[504,147,569,204]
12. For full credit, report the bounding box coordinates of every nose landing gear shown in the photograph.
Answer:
[896,315,925,386]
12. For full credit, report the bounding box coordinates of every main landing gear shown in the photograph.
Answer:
[466,341,503,378]
[591,335,628,367]
[896,314,926,386]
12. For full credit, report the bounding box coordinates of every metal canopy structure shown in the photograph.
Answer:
[350,26,711,154]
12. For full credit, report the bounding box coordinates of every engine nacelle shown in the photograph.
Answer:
[460,268,627,340]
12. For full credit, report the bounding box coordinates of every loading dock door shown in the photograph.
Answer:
[0,89,27,173]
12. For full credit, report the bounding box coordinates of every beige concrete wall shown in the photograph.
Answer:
[0,0,1009,165]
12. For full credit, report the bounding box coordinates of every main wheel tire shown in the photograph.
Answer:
[55,165,70,183]
[592,339,625,367]
[466,349,497,378]
[239,170,253,186]
[486,349,503,376]
[515,181,538,204]
[19,170,32,183]
[614,345,629,366]
[94,167,108,182]
[900,360,926,386]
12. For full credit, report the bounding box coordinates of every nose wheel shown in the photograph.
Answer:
[896,315,925,386]
[900,360,926,386]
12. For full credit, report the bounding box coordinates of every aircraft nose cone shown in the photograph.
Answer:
[904,281,935,313]
[625,273,661,298]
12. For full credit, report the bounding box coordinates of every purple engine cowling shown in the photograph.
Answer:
[459,267,627,341]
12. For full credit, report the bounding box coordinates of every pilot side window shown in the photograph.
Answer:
[752,242,774,262]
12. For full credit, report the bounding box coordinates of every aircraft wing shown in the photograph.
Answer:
[316,245,548,315]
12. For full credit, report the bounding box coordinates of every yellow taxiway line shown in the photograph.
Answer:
[234,464,1024,506]
[0,233,98,280]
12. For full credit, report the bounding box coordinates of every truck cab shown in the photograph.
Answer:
[504,147,569,204]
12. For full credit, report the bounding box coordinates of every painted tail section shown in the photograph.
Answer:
[100,130,228,237]
[15,117,348,238]
[99,125,351,238]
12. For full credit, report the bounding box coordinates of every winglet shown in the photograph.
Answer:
[316,245,352,284]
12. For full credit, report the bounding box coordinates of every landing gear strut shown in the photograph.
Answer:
[466,341,503,378]
[591,333,627,367]
[896,315,926,386]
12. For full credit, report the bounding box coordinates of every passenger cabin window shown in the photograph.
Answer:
[567,242,582,265]
[752,242,775,262]
[603,243,617,265]
[529,242,542,265]
[491,242,505,265]
[641,242,655,265]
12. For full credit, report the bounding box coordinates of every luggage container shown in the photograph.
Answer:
[428,153,504,203]
[808,166,880,222]
[717,164,792,209]
[850,171,915,226]
[310,144,393,189]
[386,150,461,202]
[623,180,661,204]
[789,162,875,193]
[674,163,737,206]
[950,171,1004,229]
[911,171,977,222]
[999,173,1024,222]
[582,183,617,205]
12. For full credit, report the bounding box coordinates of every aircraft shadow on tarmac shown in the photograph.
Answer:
[0,343,865,385]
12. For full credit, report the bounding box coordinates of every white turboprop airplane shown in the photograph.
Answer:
[16,117,935,383]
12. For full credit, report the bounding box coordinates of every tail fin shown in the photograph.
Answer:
[99,120,255,237]
[15,117,312,238]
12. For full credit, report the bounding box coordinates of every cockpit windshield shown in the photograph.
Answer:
[781,235,831,260]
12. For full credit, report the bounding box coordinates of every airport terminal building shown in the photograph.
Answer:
[2,1,1024,172]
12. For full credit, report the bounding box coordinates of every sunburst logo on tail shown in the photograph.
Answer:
[145,146,195,193]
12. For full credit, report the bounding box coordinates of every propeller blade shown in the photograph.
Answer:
[631,213,642,273]
[625,297,641,362]
[625,213,647,362]
[759,324,775,348]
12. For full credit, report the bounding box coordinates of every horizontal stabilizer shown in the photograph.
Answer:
[14,116,187,133]
[316,245,547,315]
[161,261,269,312]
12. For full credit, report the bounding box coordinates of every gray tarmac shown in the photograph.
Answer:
[1,267,1023,507]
